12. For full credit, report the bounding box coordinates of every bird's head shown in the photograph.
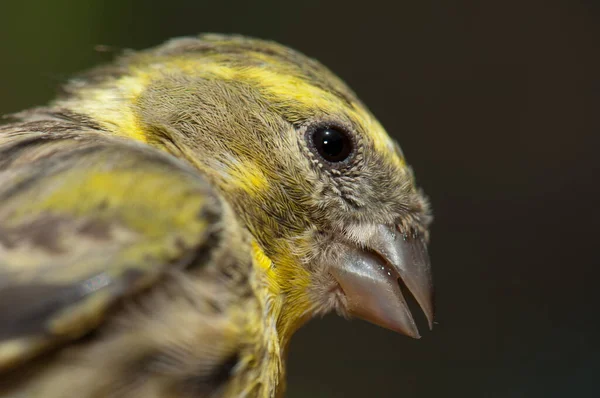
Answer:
[60,34,433,341]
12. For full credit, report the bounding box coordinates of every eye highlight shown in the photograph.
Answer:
[307,125,354,164]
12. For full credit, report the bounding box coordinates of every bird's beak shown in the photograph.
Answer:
[330,225,434,338]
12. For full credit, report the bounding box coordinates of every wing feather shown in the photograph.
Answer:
[0,124,224,370]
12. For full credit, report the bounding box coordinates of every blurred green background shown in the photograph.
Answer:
[1,0,599,397]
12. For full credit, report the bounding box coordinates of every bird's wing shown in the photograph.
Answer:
[0,122,225,371]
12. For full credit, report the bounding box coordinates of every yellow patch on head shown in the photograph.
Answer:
[226,160,270,195]
[159,57,406,168]
[62,70,151,143]
[351,107,406,168]
[65,53,405,169]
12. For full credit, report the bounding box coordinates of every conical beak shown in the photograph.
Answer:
[330,225,434,338]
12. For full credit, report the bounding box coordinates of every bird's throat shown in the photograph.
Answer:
[250,242,314,348]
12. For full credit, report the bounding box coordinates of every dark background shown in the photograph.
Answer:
[1,0,598,397]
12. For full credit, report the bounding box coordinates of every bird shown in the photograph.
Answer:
[0,34,433,397]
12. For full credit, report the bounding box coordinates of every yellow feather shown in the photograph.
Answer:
[66,56,405,168]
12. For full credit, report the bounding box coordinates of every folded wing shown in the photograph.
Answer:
[0,123,224,371]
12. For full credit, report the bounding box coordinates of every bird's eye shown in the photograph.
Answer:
[309,126,353,163]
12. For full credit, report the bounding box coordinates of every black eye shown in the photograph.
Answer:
[310,126,353,163]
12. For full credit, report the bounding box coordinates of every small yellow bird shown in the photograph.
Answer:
[0,34,433,397]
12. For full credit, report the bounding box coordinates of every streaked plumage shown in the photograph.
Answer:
[0,34,433,397]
